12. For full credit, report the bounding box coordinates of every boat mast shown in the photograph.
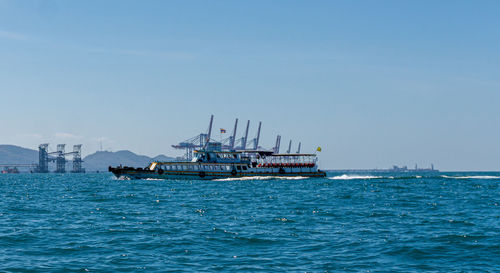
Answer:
[296,142,301,153]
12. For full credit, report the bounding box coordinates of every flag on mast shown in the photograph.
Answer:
[316,147,322,152]
[220,128,226,133]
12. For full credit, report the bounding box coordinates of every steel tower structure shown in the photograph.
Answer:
[37,144,49,173]
[55,144,66,173]
[71,145,85,173]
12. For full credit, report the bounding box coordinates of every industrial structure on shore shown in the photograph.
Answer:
[35,144,85,173]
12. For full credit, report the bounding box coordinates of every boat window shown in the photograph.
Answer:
[242,166,247,170]
[225,166,231,171]
[237,165,242,170]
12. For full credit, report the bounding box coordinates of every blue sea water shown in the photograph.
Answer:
[0,172,499,272]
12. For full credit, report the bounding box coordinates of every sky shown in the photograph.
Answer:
[0,0,499,170]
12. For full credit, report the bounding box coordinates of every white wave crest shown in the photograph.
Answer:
[441,175,500,180]
[117,176,131,180]
[213,176,309,182]
[143,178,165,181]
[328,174,382,180]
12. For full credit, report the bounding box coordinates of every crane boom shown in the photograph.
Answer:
[274,135,281,153]
[254,121,261,150]
[242,120,250,150]
[230,118,238,149]
[206,114,214,144]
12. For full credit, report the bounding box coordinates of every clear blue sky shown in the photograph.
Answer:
[1,0,499,170]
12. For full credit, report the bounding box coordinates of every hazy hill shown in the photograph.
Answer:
[0,145,38,164]
[0,144,174,172]
[83,150,175,171]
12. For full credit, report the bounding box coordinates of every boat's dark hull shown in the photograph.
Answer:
[109,166,326,180]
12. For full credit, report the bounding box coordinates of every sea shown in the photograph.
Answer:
[0,172,499,272]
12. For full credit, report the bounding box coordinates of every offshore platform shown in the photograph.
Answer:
[35,144,85,173]
[171,115,302,160]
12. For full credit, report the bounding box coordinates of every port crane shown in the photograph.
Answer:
[172,115,303,159]
[172,116,266,160]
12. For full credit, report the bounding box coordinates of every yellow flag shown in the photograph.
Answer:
[316,147,322,152]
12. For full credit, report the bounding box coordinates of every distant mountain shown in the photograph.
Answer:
[83,150,175,171]
[0,144,175,172]
[152,154,175,162]
[0,145,38,164]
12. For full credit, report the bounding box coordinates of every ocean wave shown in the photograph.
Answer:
[328,174,382,180]
[213,176,309,182]
[143,178,166,181]
[441,175,500,180]
[116,176,131,180]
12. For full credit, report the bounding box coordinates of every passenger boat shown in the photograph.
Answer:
[109,150,326,180]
